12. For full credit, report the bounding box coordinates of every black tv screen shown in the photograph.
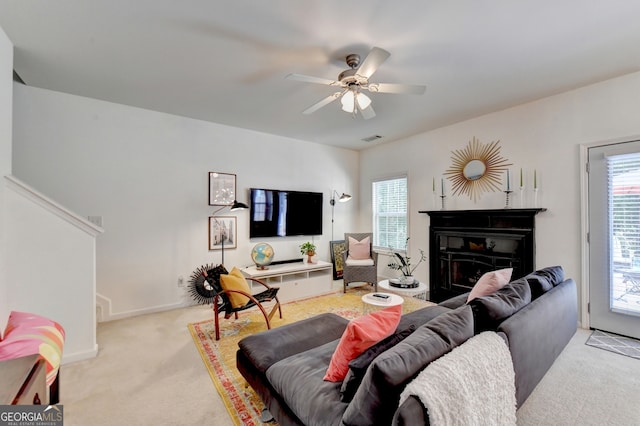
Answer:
[249,188,323,238]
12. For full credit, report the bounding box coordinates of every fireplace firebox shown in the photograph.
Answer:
[420,209,546,302]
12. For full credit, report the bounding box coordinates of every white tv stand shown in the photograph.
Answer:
[241,260,333,302]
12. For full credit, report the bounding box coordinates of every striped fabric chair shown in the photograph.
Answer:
[342,232,379,293]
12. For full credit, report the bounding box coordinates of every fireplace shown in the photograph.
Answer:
[420,209,546,302]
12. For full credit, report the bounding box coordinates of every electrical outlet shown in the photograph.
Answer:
[177,276,184,287]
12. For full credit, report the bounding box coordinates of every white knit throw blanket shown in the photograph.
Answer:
[399,331,516,426]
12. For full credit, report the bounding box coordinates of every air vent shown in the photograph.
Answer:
[362,135,383,143]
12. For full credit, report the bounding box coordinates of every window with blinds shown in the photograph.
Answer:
[372,176,407,250]
[608,152,640,270]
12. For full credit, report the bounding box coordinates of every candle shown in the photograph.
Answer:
[506,170,510,191]
[520,168,523,187]
[441,178,445,196]
[433,177,435,192]
[534,169,537,189]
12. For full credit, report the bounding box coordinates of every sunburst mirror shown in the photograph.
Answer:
[444,137,512,202]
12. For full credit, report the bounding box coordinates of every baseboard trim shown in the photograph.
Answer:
[62,344,99,364]
[102,301,187,322]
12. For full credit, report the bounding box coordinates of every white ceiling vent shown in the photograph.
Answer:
[362,135,383,143]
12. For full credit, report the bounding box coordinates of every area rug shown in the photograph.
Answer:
[585,329,640,360]
[188,288,434,426]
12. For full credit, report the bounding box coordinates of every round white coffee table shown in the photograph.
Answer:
[378,279,429,300]
[361,292,404,313]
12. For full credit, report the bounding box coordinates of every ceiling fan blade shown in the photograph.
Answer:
[356,47,391,79]
[302,91,343,115]
[359,104,376,120]
[286,73,339,86]
[368,82,426,95]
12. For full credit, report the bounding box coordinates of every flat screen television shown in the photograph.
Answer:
[249,188,323,238]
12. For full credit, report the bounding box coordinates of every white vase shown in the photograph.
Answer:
[400,275,414,284]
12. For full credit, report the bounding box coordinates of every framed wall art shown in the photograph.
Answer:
[209,172,236,206]
[330,240,346,280]
[209,216,237,251]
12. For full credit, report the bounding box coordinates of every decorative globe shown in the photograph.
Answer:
[251,243,274,270]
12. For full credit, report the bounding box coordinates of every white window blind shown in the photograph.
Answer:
[608,153,640,269]
[372,176,407,250]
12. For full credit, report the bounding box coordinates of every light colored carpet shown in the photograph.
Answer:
[516,328,640,425]
[59,294,640,425]
[60,304,234,426]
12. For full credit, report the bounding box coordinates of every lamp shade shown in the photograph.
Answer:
[230,200,249,211]
[338,193,352,202]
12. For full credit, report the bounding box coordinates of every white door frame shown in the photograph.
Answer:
[580,133,640,330]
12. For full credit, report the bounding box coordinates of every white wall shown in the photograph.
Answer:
[5,177,102,361]
[12,84,359,320]
[0,25,13,326]
[361,71,640,320]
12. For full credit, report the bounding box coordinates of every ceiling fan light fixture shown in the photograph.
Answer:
[287,47,425,118]
[340,91,371,113]
[356,92,371,110]
[341,91,355,112]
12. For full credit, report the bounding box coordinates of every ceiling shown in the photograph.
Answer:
[2,1,640,150]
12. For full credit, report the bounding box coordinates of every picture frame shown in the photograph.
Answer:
[209,216,237,250]
[209,172,236,206]
[330,240,346,280]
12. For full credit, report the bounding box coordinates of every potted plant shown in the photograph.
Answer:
[387,238,426,284]
[300,242,317,263]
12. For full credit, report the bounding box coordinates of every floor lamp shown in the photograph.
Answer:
[212,200,248,265]
[330,190,352,240]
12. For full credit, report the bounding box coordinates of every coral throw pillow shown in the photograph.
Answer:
[220,267,252,308]
[467,268,513,302]
[324,304,402,382]
[348,236,371,260]
[0,311,65,386]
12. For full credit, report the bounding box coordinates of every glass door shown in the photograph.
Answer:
[588,141,640,339]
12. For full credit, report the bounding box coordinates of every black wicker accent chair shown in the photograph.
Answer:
[202,266,282,340]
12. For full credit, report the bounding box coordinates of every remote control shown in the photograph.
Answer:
[372,293,390,299]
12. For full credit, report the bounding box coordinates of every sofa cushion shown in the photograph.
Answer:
[467,268,513,302]
[523,266,564,299]
[0,311,65,387]
[535,265,565,286]
[524,274,552,299]
[238,313,348,374]
[324,304,402,381]
[438,292,470,309]
[266,340,349,426]
[340,325,416,402]
[342,304,474,426]
[396,305,451,333]
[469,277,532,333]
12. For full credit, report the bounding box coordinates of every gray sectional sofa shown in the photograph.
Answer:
[236,266,577,425]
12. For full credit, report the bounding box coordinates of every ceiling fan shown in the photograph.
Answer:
[286,47,426,119]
